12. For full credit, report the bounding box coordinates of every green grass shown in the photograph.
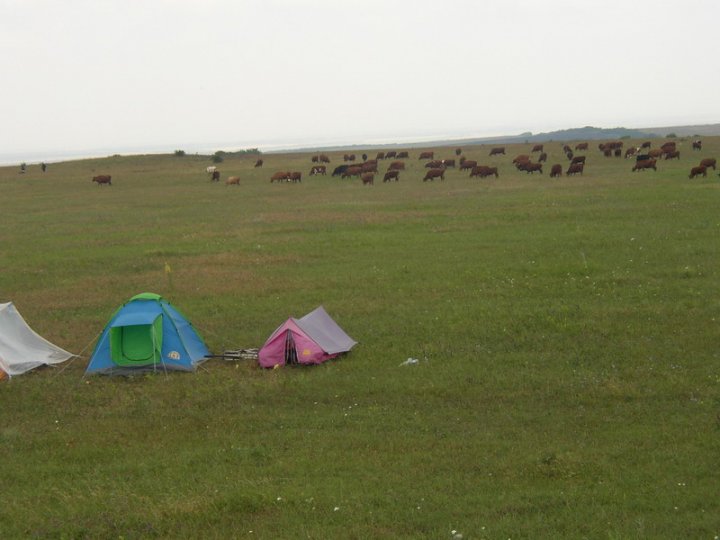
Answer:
[1,140,720,538]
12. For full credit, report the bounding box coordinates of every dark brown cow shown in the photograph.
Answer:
[383,170,400,182]
[459,160,477,171]
[689,166,707,179]
[396,151,409,158]
[571,155,586,165]
[523,162,543,174]
[289,172,302,183]
[692,140,702,151]
[531,144,544,153]
[455,148,462,156]
[469,166,498,178]
[664,150,680,160]
[566,163,584,176]
[211,170,220,182]
[310,165,326,175]
[660,142,676,152]
[361,173,374,185]
[632,159,657,172]
[700,158,717,170]
[361,162,378,173]
[423,168,445,181]
[566,150,574,161]
[92,175,112,186]
[575,142,588,151]
[385,151,397,159]
[254,159,263,168]
[343,154,356,162]
[442,159,455,168]
[376,152,385,160]
[388,161,405,171]
[419,151,434,160]
[319,154,330,163]
[648,149,663,159]
[538,152,548,163]
[550,164,562,178]
[270,171,290,182]
[624,147,637,158]
[513,154,530,165]
[640,141,651,149]
[311,155,319,163]
[489,147,505,156]
[342,166,363,179]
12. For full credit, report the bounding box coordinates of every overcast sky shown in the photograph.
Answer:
[1,0,718,160]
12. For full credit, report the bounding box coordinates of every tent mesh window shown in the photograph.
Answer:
[284,331,298,365]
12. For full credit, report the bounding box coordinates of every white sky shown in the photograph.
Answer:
[1,0,719,158]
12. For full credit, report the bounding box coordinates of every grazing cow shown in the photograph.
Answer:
[211,170,220,182]
[225,176,240,185]
[270,171,290,182]
[343,154,356,162]
[647,149,663,159]
[641,141,652,149]
[625,147,638,158]
[562,145,572,154]
[665,150,680,160]
[376,152,385,160]
[538,152,548,163]
[550,164,562,178]
[289,172,302,183]
[206,166,217,174]
[566,163,584,176]
[692,140,702,151]
[426,160,444,169]
[396,151,409,158]
[388,161,405,171]
[660,142,676,151]
[310,165,326,175]
[442,159,455,168]
[489,147,506,156]
[361,173,374,185]
[385,151,397,159]
[603,149,612,157]
[319,154,330,163]
[513,154,530,165]
[531,144,544,153]
[632,159,657,172]
[614,148,622,157]
[419,151,434,160]
[361,162,378,173]
[700,158,717,170]
[459,160,478,171]
[689,166,707,179]
[575,142,588,151]
[342,166,363,179]
[566,151,574,161]
[383,170,400,182]
[455,148,462,156]
[254,159,263,168]
[311,155,319,163]
[423,168,445,181]
[571,155,586,165]
[92,175,112,186]
[470,166,498,178]
[523,162,543,174]
[362,153,368,161]
[332,165,349,176]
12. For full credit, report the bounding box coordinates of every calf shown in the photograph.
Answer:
[361,173,374,185]
[550,164,562,178]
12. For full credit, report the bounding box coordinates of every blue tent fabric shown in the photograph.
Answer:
[85,293,210,375]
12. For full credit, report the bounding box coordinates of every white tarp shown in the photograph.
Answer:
[0,302,74,377]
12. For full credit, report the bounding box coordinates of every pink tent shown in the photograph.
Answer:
[258,306,357,368]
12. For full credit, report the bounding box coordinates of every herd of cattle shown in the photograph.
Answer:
[83,140,716,186]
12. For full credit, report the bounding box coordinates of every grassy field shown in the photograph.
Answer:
[1,138,719,538]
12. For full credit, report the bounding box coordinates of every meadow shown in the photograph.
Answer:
[1,138,719,539]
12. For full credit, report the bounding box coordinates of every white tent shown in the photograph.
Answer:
[0,302,75,378]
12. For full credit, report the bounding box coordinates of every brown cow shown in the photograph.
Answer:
[632,159,657,172]
[550,164,562,178]
[343,154,356,162]
[689,166,707,179]
[225,176,240,185]
[566,163,584,176]
[419,151,434,160]
[375,152,385,160]
[319,154,330,163]
[455,148,462,156]
[575,142,588,151]
[648,149,663,159]
[700,158,717,170]
[624,147,637,158]
[397,151,409,158]
[423,168,445,181]
[311,155,319,163]
[388,161,405,171]
[459,160,478,171]
[531,144,544,152]
[538,152,548,163]
[310,165,326,175]
[383,170,400,182]
[571,155,586,165]
[385,151,397,159]
[489,147,505,156]
[470,166,498,178]
[361,173,374,185]
[692,140,702,151]
[640,141,651,149]
[92,175,112,186]
[341,166,363,179]
[664,150,680,160]
[254,159,263,168]
[442,159,455,168]
[425,160,444,169]
[523,162,543,174]
[513,154,530,165]
[289,172,302,183]
[211,170,220,182]
[270,171,290,182]
[361,162,378,173]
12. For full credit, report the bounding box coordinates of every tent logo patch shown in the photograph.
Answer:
[302,349,311,356]
[167,351,180,360]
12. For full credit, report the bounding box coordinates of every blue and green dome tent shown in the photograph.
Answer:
[86,293,210,375]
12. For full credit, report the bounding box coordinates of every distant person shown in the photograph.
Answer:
[41,162,47,172]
